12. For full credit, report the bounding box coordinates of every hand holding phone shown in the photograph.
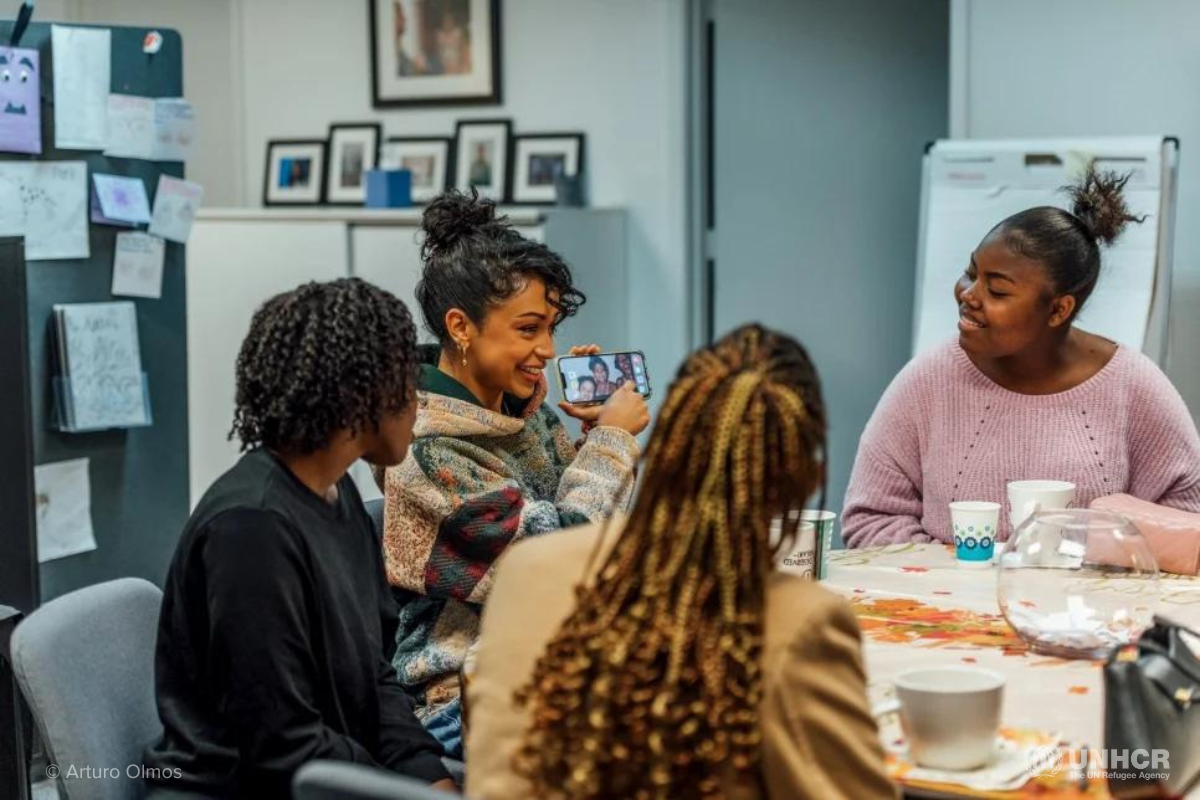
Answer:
[557,349,652,436]
[596,383,650,435]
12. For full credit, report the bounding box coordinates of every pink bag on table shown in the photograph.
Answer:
[1089,494,1200,576]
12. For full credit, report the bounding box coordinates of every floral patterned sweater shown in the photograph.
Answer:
[378,354,639,716]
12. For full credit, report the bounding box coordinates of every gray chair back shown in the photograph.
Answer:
[294,760,455,800]
[364,497,385,539]
[9,578,163,800]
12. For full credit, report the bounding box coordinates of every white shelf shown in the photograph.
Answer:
[196,206,547,226]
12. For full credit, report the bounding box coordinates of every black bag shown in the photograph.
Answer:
[1104,617,1200,799]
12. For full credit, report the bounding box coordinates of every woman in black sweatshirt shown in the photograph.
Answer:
[143,278,455,798]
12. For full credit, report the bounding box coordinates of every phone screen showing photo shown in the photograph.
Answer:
[559,352,650,404]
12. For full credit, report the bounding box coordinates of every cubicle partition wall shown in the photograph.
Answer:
[0,21,190,800]
[0,22,190,613]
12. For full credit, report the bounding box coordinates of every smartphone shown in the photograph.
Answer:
[556,351,652,406]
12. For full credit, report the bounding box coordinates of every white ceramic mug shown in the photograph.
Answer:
[875,667,1005,771]
[1007,480,1076,534]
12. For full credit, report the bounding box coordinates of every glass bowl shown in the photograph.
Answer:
[997,508,1160,659]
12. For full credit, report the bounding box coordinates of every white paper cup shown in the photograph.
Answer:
[800,509,836,580]
[777,521,818,578]
[950,501,1000,568]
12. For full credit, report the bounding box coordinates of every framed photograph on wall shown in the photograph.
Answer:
[325,123,382,205]
[380,136,453,204]
[369,0,502,108]
[263,140,327,206]
[511,133,585,205]
[453,119,511,201]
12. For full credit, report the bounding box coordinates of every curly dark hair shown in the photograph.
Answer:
[989,164,1144,319]
[230,278,419,454]
[415,189,585,344]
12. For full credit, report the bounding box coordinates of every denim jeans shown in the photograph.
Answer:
[422,697,463,760]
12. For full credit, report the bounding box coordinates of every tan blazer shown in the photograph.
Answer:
[465,522,897,799]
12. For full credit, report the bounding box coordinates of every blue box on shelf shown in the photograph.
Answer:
[365,169,413,208]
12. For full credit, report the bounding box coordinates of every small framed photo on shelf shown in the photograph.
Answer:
[325,123,382,205]
[369,0,502,108]
[380,136,453,204]
[453,119,511,202]
[263,140,327,206]
[511,133,585,205]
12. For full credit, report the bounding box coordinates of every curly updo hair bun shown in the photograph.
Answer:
[416,189,585,344]
[1066,166,1140,246]
[988,164,1144,320]
[231,277,419,455]
[420,187,507,256]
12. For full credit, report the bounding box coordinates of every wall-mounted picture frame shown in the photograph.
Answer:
[453,118,511,202]
[380,136,453,204]
[325,123,382,205]
[263,140,327,206]
[510,132,585,205]
[369,0,502,108]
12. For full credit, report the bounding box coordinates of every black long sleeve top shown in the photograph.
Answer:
[143,449,448,798]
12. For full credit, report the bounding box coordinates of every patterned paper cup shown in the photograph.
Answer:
[949,501,1001,568]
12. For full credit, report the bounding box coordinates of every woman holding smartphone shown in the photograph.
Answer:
[377,189,650,757]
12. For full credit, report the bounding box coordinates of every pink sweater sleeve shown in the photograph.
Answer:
[841,367,932,548]
[1126,359,1200,512]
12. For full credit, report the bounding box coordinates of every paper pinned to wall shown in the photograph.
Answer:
[0,161,90,260]
[92,173,151,225]
[0,46,43,155]
[153,99,197,162]
[149,175,203,243]
[24,161,90,260]
[106,95,197,161]
[52,25,110,150]
[0,164,23,236]
[34,457,98,563]
[105,93,155,159]
[111,231,165,299]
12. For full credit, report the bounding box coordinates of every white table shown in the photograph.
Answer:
[820,544,1199,797]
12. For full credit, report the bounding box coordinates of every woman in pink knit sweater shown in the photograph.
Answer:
[843,167,1200,548]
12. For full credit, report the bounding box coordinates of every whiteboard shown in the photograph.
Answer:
[913,137,1178,364]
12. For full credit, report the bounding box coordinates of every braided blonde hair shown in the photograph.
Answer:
[513,324,827,798]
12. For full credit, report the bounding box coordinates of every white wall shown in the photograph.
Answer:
[951,0,1200,418]
[236,0,692,392]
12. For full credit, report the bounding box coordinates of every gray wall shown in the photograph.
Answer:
[952,0,1200,423]
[710,0,950,526]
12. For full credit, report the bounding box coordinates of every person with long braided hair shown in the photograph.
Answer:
[464,324,895,799]
[144,279,455,797]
